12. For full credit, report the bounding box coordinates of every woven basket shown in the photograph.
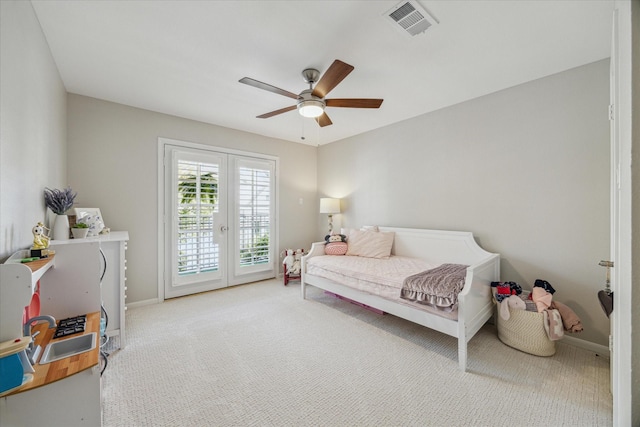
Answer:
[495,301,556,356]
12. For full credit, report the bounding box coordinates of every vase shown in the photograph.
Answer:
[71,227,89,239]
[52,214,70,240]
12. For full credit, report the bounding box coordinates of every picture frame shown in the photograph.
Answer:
[74,207,103,221]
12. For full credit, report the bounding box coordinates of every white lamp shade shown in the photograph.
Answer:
[319,198,341,214]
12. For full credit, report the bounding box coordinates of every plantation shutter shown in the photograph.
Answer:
[172,150,226,287]
[232,156,275,276]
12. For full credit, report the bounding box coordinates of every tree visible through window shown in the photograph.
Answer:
[176,160,219,276]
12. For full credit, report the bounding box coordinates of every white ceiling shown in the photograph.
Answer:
[31,1,614,146]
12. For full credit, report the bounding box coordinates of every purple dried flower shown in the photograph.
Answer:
[44,187,77,215]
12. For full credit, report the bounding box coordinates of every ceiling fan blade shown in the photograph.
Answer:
[256,105,297,118]
[239,77,299,100]
[315,112,333,127]
[312,60,354,98]
[325,98,383,108]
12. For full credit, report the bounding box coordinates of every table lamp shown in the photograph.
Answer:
[319,198,341,234]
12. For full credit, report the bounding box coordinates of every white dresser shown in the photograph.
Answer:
[50,231,129,348]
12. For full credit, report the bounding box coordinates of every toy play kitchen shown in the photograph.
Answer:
[0,234,128,426]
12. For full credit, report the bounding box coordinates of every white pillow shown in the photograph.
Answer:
[340,228,355,238]
[341,226,380,239]
[345,230,394,259]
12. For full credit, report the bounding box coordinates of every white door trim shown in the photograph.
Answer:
[610,2,633,425]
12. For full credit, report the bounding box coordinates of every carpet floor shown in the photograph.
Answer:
[102,279,612,426]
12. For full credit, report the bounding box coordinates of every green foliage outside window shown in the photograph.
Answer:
[177,171,219,274]
[240,234,270,265]
[178,172,217,209]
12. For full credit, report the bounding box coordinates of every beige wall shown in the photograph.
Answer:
[0,1,67,260]
[66,94,318,303]
[319,60,611,347]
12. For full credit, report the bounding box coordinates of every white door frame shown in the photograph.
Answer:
[157,137,279,302]
[610,2,633,425]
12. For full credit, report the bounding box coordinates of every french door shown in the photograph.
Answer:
[161,140,277,299]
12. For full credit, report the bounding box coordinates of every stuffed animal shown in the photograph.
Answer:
[282,249,294,272]
[499,294,526,320]
[77,213,105,237]
[289,249,304,275]
[324,233,348,255]
[325,233,347,243]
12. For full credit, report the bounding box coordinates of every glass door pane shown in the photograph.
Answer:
[229,156,276,283]
[176,160,219,278]
[165,147,227,298]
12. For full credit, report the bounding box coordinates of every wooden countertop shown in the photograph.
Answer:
[7,311,100,396]
[21,254,55,273]
[4,253,56,287]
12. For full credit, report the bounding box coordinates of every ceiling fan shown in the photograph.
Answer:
[239,59,383,127]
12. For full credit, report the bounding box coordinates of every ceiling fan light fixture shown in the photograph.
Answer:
[298,99,325,118]
[241,60,382,127]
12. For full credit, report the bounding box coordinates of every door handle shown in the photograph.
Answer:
[220,225,229,232]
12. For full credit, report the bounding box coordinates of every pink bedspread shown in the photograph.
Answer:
[305,255,460,320]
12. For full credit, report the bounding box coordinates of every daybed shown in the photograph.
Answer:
[301,227,500,371]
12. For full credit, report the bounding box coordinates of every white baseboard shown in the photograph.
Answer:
[561,335,610,358]
[126,298,159,309]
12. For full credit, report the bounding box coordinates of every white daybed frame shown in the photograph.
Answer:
[301,227,500,372]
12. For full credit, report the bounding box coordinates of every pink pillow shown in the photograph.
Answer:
[325,242,348,255]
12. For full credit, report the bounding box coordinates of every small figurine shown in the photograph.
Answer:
[32,222,50,249]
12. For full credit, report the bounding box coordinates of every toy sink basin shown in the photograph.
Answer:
[39,333,97,364]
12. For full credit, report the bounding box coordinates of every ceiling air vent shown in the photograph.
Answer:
[384,1,438,37]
